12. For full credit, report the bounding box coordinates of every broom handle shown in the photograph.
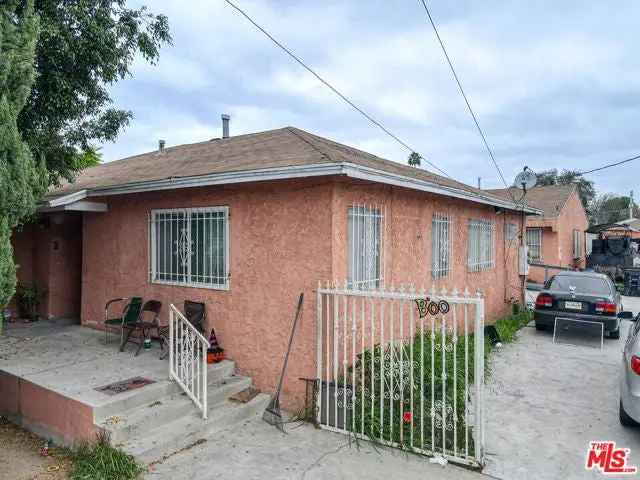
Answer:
[274,293,304,402]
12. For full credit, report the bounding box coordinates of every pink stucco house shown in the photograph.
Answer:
[11,125,538,409]
[487,184,589,284]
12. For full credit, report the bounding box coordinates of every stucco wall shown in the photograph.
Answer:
[557,190,589,269]
[82,178,334,409]
[67,177,520,409]
[0,371,97,446]
[526,190,588,284]
[330,180,521,317]
[9,215,82,319]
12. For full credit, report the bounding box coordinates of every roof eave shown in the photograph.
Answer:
[42,162,541,214]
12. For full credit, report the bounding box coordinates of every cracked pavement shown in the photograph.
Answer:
[145,418,484,479]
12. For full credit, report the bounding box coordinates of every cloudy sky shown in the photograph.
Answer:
[103,0,640,196]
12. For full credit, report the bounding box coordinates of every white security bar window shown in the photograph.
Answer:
[526,227,542,263]
[573,229,582,259]
[505,222,518,244]
[348,205,383,289]
[468,219,494,272]
[150,207,229,289]
[432,213,451,278]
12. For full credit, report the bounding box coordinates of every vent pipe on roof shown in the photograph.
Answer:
[158,139,165,152]
[221,114,230,139]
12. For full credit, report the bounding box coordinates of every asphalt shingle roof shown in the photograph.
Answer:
[48,126,521,209]
[486,184,577,218]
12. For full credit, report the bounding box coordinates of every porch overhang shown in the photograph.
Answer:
[39,199,108,213]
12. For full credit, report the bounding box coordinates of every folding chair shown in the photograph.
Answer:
[120,300,163,356]
[104,297,143,345]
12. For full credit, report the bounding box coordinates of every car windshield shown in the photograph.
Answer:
[548,276,610,295]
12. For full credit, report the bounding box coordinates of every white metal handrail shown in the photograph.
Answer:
[169,304,210,419]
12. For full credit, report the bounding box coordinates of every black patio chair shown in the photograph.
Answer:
[120,300,163,356]
[104,297,143,345]
[184,300,206,333]
[159,300,206,360]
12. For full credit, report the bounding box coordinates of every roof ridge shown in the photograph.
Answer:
[284,127,333,162]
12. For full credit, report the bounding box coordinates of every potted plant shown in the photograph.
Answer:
[16,283,46,321]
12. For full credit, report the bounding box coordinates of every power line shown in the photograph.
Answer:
[577,153,640,176]
[224,0,452,178]
[418,0,514,197]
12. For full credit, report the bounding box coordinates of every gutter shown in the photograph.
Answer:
[41,162,541,215]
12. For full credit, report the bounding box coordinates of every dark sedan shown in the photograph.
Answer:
[534,271,626,339]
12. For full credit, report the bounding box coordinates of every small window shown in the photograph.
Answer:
[468,219,494,272]
[150,207,229,289]
[505,222,518,243]
[526,228,542,263]
[348,205,384,289]
[573,229,582,259]
[432,213,451,278]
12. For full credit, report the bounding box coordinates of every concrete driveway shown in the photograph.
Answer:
[146,419,484,480]
[484,295,640,479]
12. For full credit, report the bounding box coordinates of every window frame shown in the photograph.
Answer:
[348,205,384,290]
[431,213,451,279]
[149,206,230,290]
[526,227,542,263]
[573,229,582,259]
[467,219,495,272]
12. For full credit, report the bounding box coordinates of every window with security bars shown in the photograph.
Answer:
[505,222,518,244]
[150,207,229,289]
[526,227,542,262]
[348,205,383,289]
[468,219,494,272]
[431,213,451,278]
[573,229,582,259]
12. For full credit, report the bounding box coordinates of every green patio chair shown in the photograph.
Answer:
[104,297,143,345]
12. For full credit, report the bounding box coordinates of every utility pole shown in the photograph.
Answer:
[477,177,481,189]
[630,190,634,220]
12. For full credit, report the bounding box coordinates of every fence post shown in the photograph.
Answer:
[316,282,322,426]
[169,307,174,381]
[474,296,485,465]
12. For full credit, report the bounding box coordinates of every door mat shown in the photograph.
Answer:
[95,377,156,396]
[229,386,260,403]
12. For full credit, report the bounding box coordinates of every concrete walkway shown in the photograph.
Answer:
[146,419,486,480]
[484,295,640,479]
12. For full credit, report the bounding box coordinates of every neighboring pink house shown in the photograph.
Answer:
[11,125,537,409]
[487,184,588,284]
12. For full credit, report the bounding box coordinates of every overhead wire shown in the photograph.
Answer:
[224,0,452,178]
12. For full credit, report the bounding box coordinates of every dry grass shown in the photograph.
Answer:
[0,416,73,480]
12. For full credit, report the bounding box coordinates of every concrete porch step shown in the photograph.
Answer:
[101,375,252,444]
[122,393,271,464]
[93,360,236,423]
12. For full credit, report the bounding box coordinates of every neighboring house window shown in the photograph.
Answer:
[505,222,518,244]
[526,228,542,263]
[573,229,582,259]
[348,205,383,289]
[150,207,229,289]
[468,219,494,272]
[432,213,451,279]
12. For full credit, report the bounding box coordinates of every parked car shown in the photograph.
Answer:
[534,271,628,339]
[620,311,640,427]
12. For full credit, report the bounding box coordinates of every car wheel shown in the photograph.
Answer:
[620,400,638,427]
[535,323,546,331]
[609,329,620,339]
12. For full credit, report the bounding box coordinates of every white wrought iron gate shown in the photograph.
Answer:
[315,283,485,467]
[169,304,210,419]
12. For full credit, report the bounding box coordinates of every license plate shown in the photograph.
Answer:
[564,301,582,310]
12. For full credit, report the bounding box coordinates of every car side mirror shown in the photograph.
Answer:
[618,311,635,320]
